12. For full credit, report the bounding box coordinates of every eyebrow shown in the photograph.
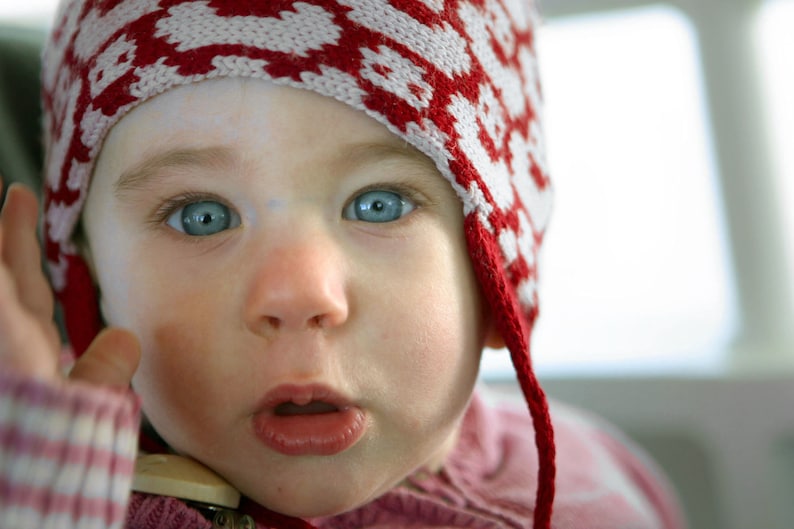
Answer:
[337,141,439,174]
[114,146,237,196]
[112,140,443,198]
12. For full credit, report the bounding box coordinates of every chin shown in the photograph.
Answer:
[241,480,380,520]
[257,494,366,520]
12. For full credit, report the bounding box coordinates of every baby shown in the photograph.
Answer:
[0,1,685,528]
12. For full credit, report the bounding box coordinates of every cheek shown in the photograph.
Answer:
[367,244,484,405]
[134,317,217,398]
[134,323,212,415]
[90,221,177,328]
[96,250,238,437]
[130,290,242,452]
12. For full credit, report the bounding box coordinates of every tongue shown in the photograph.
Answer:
[275,401,339,416]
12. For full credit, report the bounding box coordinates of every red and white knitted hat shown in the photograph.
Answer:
[42,1,555,526]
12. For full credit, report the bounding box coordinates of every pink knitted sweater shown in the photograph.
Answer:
[0,369,684,529]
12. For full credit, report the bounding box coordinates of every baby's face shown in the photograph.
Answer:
[83,78,493,517]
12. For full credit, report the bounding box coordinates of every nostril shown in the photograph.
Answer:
[267,316,281,329]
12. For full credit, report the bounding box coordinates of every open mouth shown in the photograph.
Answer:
[253,384,366,456]
[274,401,340,416]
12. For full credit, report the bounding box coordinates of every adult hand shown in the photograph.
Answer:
[0,176,139,390]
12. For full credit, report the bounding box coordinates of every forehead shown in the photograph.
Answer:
[112,79,385,143]
[91,77,444,196]
[102,77,426,164]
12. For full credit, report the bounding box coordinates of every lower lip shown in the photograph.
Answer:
[252,408,367,456]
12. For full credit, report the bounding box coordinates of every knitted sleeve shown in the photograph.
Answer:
[0,369,140,529]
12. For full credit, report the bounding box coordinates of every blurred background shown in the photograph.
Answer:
[2,1,793,528]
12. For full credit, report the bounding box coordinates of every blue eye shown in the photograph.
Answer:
[166,200,241,236]
[344,190,415,223]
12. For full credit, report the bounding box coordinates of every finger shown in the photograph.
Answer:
[69,328,141,390]
[0,175,6,251]
[0,184,58,348]
[0,178,61,380]
[0,261,60,379]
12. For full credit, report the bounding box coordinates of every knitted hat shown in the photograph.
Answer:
[41,1,555,527]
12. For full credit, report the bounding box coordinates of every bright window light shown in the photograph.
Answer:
[758,0,794,292]
[482,5,736,378]
[0,0,58,25]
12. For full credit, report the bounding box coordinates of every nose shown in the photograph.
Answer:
[244,232,349,335]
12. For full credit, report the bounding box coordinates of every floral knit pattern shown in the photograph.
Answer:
[42,0,551,353]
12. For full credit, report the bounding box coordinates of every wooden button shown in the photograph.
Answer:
[132,453,240,508]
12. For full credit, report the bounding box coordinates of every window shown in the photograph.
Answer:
[0,0,56,26]
[482,5,735,377]
[758,0,794,285]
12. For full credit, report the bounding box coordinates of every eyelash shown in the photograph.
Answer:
[343,182,427,213]
[150,191,231,227]
[150,182,428,226]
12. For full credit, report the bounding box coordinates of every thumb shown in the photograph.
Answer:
[69,327,141,390]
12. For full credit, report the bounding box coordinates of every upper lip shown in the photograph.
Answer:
[257,383,355,414]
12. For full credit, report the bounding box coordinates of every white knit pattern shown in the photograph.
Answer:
[42,0,551,337]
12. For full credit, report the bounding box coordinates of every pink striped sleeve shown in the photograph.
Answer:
[0,369,140,529]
